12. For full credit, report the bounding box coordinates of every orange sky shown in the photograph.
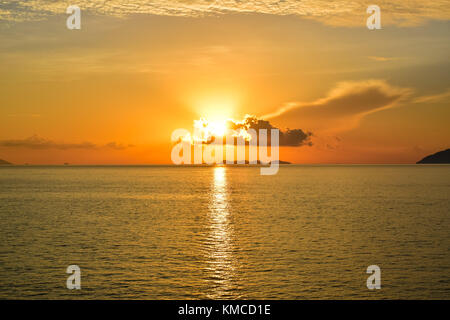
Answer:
[0,1,449,164]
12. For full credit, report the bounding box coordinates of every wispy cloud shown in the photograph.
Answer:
[7,113,41,118]
[264,80,412,133]
[0,135,132,150]
[413,88,450,103]
[1,1,449,26]
[368,56,398,62]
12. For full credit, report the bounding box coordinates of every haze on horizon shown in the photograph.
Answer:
[0,1,449,164]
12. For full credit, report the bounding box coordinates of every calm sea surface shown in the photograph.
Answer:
[0,165,449,299]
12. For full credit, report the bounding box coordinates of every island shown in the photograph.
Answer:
[0,159,12,165]
[226,160,291,165]
[416,149,450,164]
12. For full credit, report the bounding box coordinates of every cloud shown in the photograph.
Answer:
[264,80,412,133]
[228,116,313,147]
[0,1,449,26]
[188,116,312,147]
[368,56,398,62]
[413,88,450,104]
[7,113,41,118]
[104,142,134,150]
[0,135,132,150]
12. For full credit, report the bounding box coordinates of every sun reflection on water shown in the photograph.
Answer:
[205,166,237,299]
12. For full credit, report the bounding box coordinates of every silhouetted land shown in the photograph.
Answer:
[226,160,291,165]
[0,159,12,165]
[417,149,450,164]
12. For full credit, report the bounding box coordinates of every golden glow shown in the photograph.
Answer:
[208,120,227,137]
[1,9,448,165]
[205,166,236,298]
[193,93,237,123]
[192,118,229,143]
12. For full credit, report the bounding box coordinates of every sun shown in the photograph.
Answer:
[208,120,227,137]
[192,118,230,143]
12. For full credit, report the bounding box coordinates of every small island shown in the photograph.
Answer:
[417,149,450,164]
[0,159,12,165]
[225,160,291,165]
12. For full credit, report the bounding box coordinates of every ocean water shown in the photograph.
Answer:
[0,165,449,299]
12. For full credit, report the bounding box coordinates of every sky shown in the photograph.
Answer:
[0,0,449,164]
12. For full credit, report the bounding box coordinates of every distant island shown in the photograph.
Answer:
[226,160,291,165]
[268,160,291,165]
[417,149,450,164]
[0,159,12,165]
[182,160,292,166]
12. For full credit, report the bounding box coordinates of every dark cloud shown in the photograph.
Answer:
[228,115,313,147]
[0,135,131,150]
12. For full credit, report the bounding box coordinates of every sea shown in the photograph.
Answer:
[0,165,449,299]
